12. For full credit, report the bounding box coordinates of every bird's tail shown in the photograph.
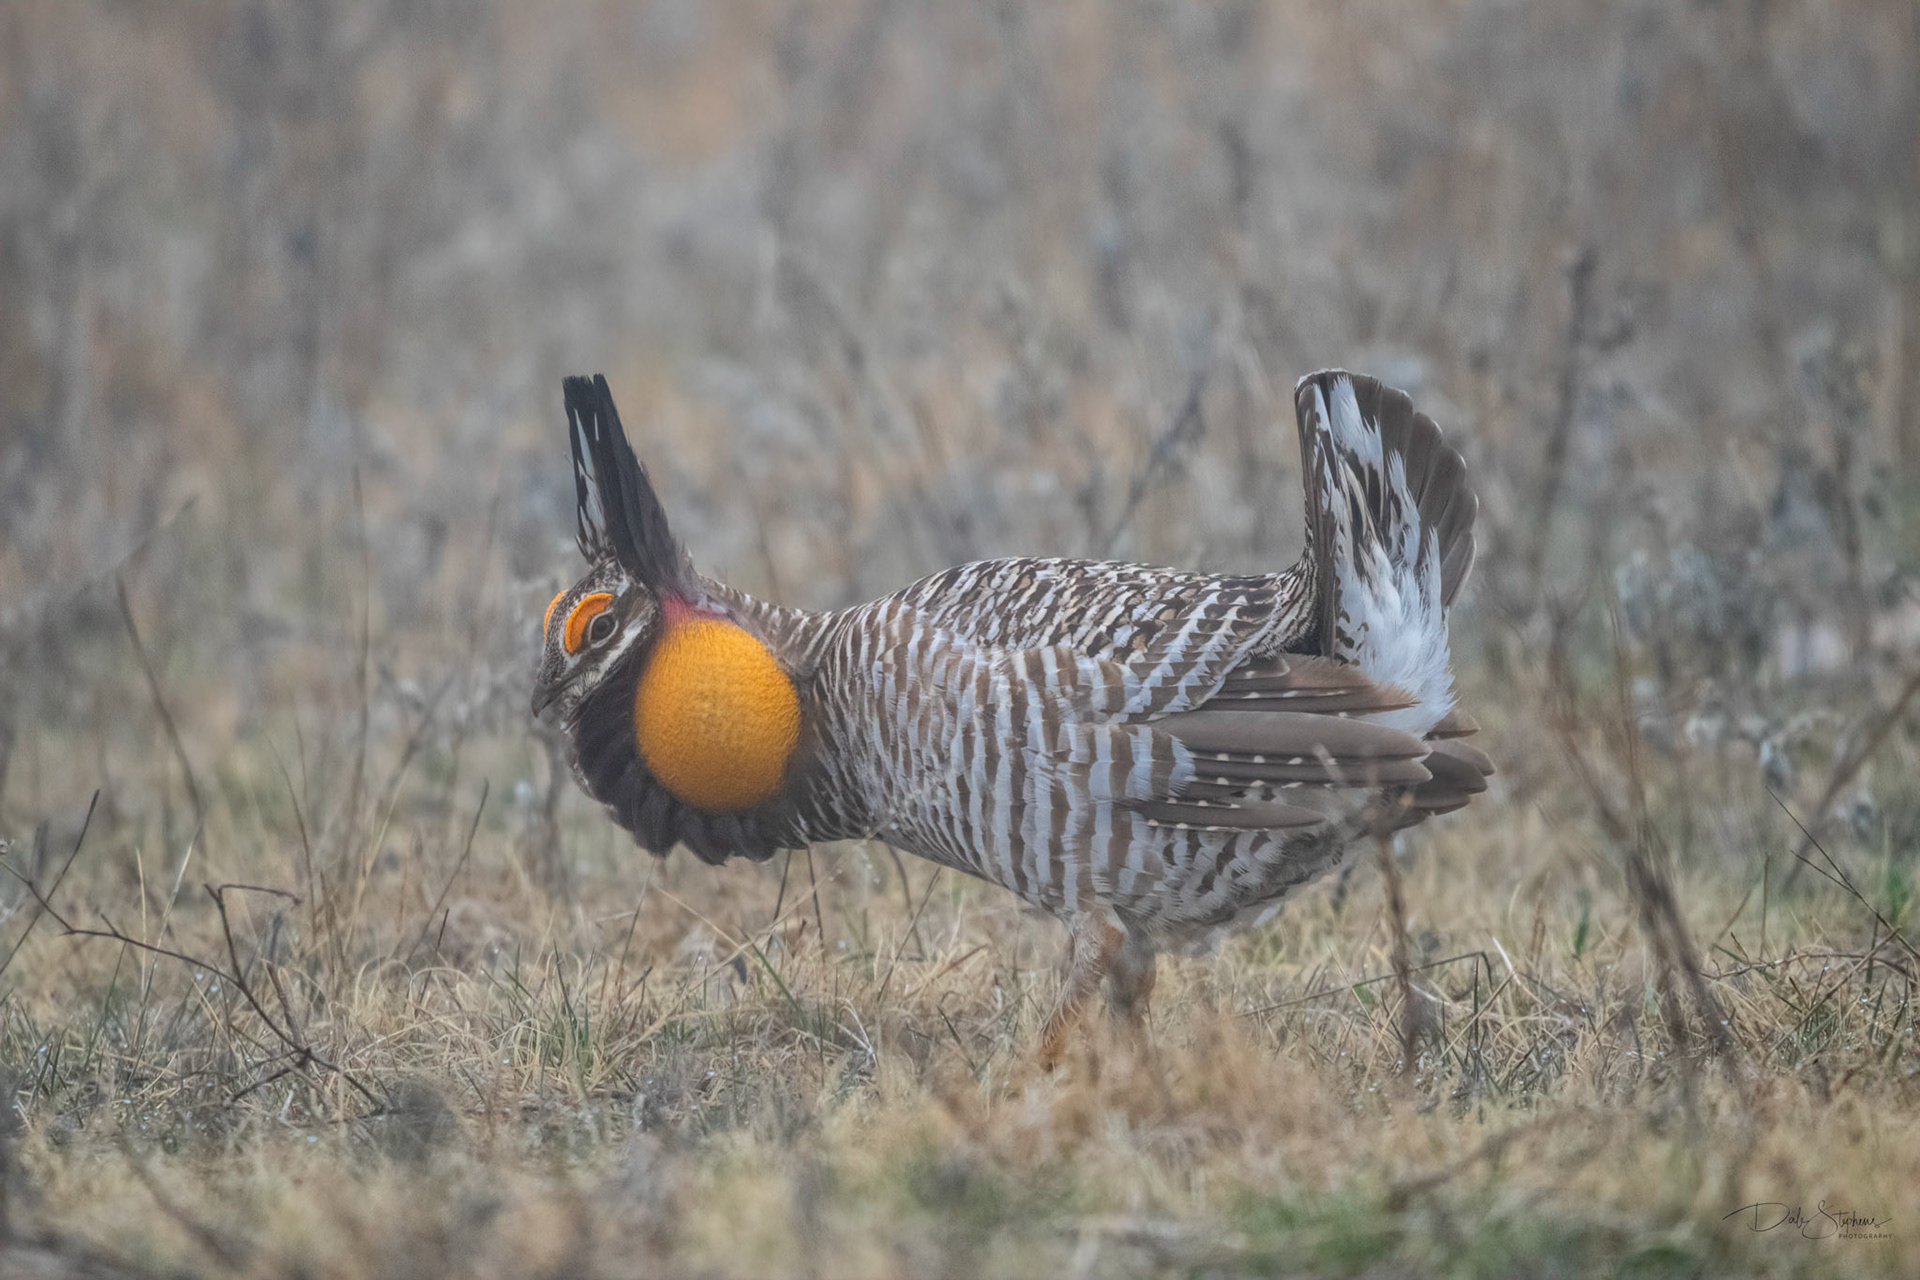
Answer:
[1292,370,1477,737]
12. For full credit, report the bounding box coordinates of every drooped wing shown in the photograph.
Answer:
[867,606,1436,838]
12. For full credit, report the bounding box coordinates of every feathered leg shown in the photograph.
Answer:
[1038,914,1123,1070]
[1103,924,1157,1025]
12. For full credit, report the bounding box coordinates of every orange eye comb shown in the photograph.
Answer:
[563,592,614,653]
[543,589,568,638]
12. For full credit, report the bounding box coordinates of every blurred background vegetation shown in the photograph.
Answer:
[1,2,1918,1276]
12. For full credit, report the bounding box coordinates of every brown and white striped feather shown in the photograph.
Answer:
[557,370,1491,948]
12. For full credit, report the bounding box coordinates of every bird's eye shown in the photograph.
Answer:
[587,611,617,647]
[562,592,615,654]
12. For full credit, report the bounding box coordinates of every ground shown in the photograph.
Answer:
[1,645,1916,1276]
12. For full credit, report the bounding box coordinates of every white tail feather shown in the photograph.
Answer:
[1295,371,1473,738]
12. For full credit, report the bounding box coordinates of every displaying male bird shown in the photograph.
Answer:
[531,371,1491,1063]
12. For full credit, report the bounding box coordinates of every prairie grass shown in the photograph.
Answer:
[1,611,1915,1277]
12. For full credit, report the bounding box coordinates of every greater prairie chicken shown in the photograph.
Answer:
[532,371,1491,1062]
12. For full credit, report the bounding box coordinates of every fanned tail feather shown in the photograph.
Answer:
[1293,370,1478,737]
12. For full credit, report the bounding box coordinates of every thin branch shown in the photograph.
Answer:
[403,780,488,966]
[804,845,827,954]
[1525,244,1597,604]
[1545,603,1738,1066]
[267,737,318,917]
[1239,951,1493,1017]
[874,867,943,1007]
[2,858,379,1109]
[1386,1109,1588,1211]
[1779,660,1920,890]
[1769,791,1919,965]
[1374,833,1423,1074]
[1096,369,1208,557]
[0,791,98,982]
[213,883,300,902]
[116,576,204,823]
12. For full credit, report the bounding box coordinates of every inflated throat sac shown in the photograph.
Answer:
[634,617,799,811]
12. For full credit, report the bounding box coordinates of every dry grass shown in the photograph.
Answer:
[3,2,1920,1276]
[0,603,1915,1277]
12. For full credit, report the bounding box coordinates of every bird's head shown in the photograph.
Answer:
[531,376,800,818]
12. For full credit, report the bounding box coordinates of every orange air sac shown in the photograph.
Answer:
[633,617,800,811]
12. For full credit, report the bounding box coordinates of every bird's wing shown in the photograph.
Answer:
[885,557,1308,718]
[867,607,1442,836]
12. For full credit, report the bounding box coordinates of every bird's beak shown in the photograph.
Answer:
[530,675,569,719]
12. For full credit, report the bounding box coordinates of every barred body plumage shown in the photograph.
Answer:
[532,369,1491,1060]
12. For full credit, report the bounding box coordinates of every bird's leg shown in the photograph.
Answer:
[1105,924,1172,1105]
[1103,925,1157,1028]
[1037,914,1123,1070]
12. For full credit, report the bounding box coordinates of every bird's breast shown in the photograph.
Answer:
[634,617,800,812]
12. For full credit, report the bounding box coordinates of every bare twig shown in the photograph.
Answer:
[1525,245,1597,605]
[1374,834,1423,1074]
[1386,1109,1589,1211]
[115,577,204,823]
[268,736,319,927]
[1779,660,1920,890]
[1096,369,1208,557]
[261,916,304,1050]
[1769,792,1919,966]
[0,791,97,982]
[883,844,922,951]
[1707,945,1913,984]
[214,883,299,902]
[874,867,942,1007]
[1239,951,1493,1017]
[804,845,827,954]
[770,849,793,930]
[403,780,488,966]
[1545,603,1738,1067]
[2,858,379,1109]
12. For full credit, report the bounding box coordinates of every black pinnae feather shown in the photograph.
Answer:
[565,377,612,563]
[562,374,690,590]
